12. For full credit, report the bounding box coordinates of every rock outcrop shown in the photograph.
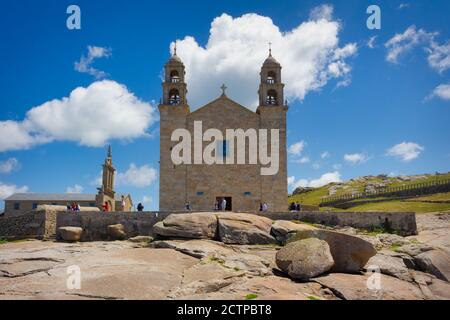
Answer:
[270,220,317,244]
[216,213,276,245]
[58,227,82,242]
[153,213,218,239]
[288,229,377,273]
[276,238,334,281]
[107,224,126,240]
[414,249,450,282]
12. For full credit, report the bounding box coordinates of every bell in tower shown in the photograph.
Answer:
[258,43,285,107]
[161,43,188,106]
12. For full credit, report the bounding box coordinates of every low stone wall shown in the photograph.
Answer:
[2,209,418,241]
[0,209,57,240]
[56,211,172,241]
[259,211,417,236]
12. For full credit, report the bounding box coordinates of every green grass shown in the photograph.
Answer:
[0,238,8,244]
[407,192,450,202]
[245,294,258,300]
[390,244,402,252]
[330,200,450,213]
[307,295,320,300]
[288,173,450,214]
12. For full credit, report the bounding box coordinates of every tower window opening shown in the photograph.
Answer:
[266,90,277,105]
[170,70,180,83]
[267,71,276,84]
[169,89,181,105]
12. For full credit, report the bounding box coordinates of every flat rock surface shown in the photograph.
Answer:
[410,213,450,255]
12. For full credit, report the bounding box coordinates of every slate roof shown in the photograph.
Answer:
[4,193,124,202]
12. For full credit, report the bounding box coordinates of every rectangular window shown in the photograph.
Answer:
[244,192,252,196]
[217,140,230,161]
[89,203,96,207]
[32,203,38,209]
[197,192,204,196]
[13,203,20,210]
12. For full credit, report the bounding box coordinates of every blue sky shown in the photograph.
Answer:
[0,0,449,210]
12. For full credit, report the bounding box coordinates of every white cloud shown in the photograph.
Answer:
[0,80,156,152]
[344,153,369,164]
[142,195,152,204]
[309,4,334,21]
[0,182,28,200]
[385,25,436,63]
[0,158,20,174]
[293,156,310,164]
[333,163,342,170]
[289,171,341,189]
[398,3,410,9]
[427,41,450,73]
[312,163,321,170]
[117,164,158,188]
[174,9,357,109]
[321,151,330,159]
[367,36,377,49]
[288,141,306,156]
[66,184,84,194]
[74,46,112,79]
[387,142,424,161]
[428,83,450,101]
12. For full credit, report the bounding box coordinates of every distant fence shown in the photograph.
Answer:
[320,178,450,207]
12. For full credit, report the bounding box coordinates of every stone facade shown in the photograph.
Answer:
[159,49,288,212]
[0,208,57,240]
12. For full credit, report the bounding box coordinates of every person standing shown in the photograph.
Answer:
[102,201,109,212]
[137,203,144,212]
[121,195,126,211]
[221,198,227,211]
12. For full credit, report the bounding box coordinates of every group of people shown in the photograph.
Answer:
[67,202,81,212]
[213,198,228,211]
[289,202,302,212]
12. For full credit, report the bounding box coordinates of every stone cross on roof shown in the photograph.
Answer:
[221,84,227,96]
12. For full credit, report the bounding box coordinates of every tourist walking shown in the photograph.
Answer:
[185,201,191,211]
[262,202,268,212]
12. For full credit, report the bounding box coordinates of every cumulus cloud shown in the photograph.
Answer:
[385,25,436,63]
[66,184,84,194]
[387,142,424,161]
[344,153,369,164]
[173,8,357,109]
[0,158,20,174]
[116,164,158,188]
[428,83,450,101]
[0,80,156,152]
[288,141,306,156]
[288,171,341,190]
[74,46,112,79]
[0,182,28,201]
[427,41,450,73]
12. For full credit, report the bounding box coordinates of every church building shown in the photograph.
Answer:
[159,47,288,212]
[2,146,133,217]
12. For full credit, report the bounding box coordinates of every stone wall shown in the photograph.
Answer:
[2,209,418,241]
[0,209,57,240]
[260,211,417,236]
[56,211,173,241]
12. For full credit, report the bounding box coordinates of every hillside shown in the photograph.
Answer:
[288,172,450,213]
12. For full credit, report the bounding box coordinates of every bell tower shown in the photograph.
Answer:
[258,43,285,107]
[159,44,190,211]
[161,43,188,107]
[96,145,116,211]
[257,45,289,211]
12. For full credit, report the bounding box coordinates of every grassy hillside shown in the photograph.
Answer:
[288,173,450,213]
